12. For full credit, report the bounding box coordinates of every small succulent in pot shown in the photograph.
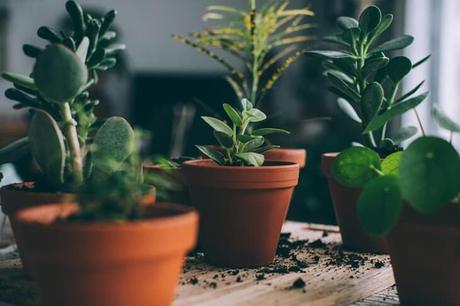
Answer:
[307,5,429,156]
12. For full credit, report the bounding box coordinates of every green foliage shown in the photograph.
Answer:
[198,98,289,166]
[0,137,30,164]
[174,0,314,107]
[307,5,428,154]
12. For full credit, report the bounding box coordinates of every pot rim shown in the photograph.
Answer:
[1,181,71,196]
[14,202,198,233]
[182,158,299,170]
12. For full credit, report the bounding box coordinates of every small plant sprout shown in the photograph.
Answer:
[197,98,289,167]
[307,5,430,155]
[174,0,314,107]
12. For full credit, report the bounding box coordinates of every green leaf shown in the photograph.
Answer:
[252,128,290,136]
[399,137,460,214]
[363,92,428,133]
[362,82,384,122]
[336,16,359,30]
[202,116,233,136]
[431,104,460,132]
[241,98,253,111]
[242,137,265,151]
[214,131,233,148]
[337,98,362,123]
[395,81,425,103]
[327,72,360,102]
[0,137,30,164]
[392,126,418,144]
[368,14,393,43]
[341,27,360,45]
[246,108,267,123]
[223,103,242,126]
[323,35,350,47]
[371,35,414,53]
[381,151,402,175]
[357,175,402,236]
[359,6,382,33]
[2,72,37,91]
[413,54,431,68]
[332,147,381,188]
[305,50,353,59]
[196,145,225,165]
[235,152,264,167]
[237,134,257,143]
[253,145,280,153]
[387,56,412,83]
[362,56,389,78]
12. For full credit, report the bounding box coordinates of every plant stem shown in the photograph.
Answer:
[59,102,84,185]
[380,84,399,142]
[413,108,426,136]
[450,131,453,144]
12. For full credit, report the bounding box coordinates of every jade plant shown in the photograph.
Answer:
[0,1,128,192]
[197,98,289,166]
[332,108,460,235]
[174,0,314,107]
[307,5,430,155]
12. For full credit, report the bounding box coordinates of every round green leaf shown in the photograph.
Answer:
[359,6,382,33]
[399,137,460,214]
[381,151,402,175]
[223,103,242,126]
[357,175,402,236]
[332,147,381,188]
[33,44,88,103]
[245,108,267,123]
[387,56,412,83]
[362,82,384,122]
[337,16,358,30]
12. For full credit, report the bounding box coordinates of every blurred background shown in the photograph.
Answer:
[0,0,457,224]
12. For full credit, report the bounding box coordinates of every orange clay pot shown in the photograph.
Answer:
[321,153,388,254]
[388,205,460,306]
[264,148,307,168]
[14,202,198,306]
[183,159,299,267]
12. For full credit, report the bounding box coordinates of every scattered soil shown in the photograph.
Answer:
[291,278,306,289]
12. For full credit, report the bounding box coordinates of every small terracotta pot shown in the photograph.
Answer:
[14,202,198,306]
[388,205,460,306]
[183,159,299,267]
[321,153,388,253]
[264,148,307,168]
[143,163,189,205]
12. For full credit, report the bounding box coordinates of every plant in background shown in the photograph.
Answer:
[174,0,314,108]
[197,98,289,167]
[332,108,460,236]
[307,5,430,156]
[0,1,127,191]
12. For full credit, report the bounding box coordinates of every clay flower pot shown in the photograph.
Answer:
[321,153,388,253]
[14,202,198,306]
[387,205,460,306]
[264,148,307,168]
[183,159,299,267]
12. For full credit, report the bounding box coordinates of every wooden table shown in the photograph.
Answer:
[0,221,400,306]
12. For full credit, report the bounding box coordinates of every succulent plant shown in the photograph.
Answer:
[197,98,289,167]
[307,5,430,155]
[174,0,314,108]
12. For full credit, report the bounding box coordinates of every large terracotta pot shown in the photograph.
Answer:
[264,148,307,168]
[182,159,299,267]
[14,202,198,306]
[321,153,388,253]
[388,205,460,306]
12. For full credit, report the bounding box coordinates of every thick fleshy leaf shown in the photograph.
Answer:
[395,81,425,103]
[332,147,381,188]
[392,126,418,144]
[196,145,225,165]
[214,131,233,148]
[0,137,30,164]
[399,137,460,214]
[252,128,290,136]
[362,82,384,122]
[362,56,389,78]
[305,50,353,59]
[381,151,402,175]
[223,103,242,126]
[431,104,460,132]
[241,98,253,110]
[202,116,233,136]
[246,108,267,122]
[363,92,428,133]
[336,16,359,30]
[357,175,402,236]
[337,98,362,123]
[327,73,360,102]
[371,35,414,53]
[413,54,431,68]
[242,136,264,151]
[254,145,280,153]
[323,35,349,47]
[368,14,393,42]
[359,6,382,33]
[235,152,264,167]
[387,56,412,83]
[2,72,37,91]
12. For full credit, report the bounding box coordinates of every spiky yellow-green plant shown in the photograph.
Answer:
[173,0,314,107]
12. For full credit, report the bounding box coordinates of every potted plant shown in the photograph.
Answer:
[332,105,460,304]
[0,1,128,268]
[182,98,299,267]
[307,5,429,253]
[174,0,313,167]
[14,136,199,306]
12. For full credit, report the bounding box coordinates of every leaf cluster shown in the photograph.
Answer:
[307,5,429,154]
[174,0,314,107]
[197,98,289,166]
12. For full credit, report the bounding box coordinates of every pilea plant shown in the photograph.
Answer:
[0,1,128,191]
[332,109,460,236]
[174,0,314,107]
[197,98,289,166]
[307,5,430,156]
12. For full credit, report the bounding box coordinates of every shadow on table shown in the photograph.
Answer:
[0,268,38,306]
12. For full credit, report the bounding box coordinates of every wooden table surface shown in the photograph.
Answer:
[0,220,400,306]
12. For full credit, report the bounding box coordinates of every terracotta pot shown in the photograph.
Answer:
[387,205,460,306]
[14,202,198,306]
[183,159,299,267]
[321,153,388,253]
[143,163,189,205]
[264,148,307,168]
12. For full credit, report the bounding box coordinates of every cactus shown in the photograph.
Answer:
[33,44,88,103]
[28,111,66,186]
